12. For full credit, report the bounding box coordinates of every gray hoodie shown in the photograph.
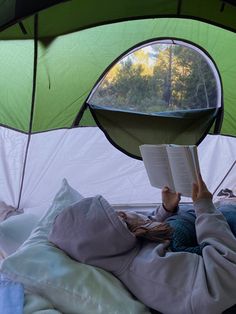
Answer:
[49,196,236,314]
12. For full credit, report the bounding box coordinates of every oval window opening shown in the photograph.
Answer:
[89,40,221,114]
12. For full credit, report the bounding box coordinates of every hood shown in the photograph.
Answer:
[49,195,139,274]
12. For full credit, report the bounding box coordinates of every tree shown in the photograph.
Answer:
[90,42,218,113]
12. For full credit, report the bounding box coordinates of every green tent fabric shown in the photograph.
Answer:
[0,1,235,157]
[1,0,236,37]
[90,106,219,158]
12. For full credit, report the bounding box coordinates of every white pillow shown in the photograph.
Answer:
[0,213,39,257]
[1,179,150,314]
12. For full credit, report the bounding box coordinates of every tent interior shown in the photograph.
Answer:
[0,1,236,313]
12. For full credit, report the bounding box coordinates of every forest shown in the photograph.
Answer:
[90,43,218,114]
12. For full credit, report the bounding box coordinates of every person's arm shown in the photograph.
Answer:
[190,175,236,313]
[192,175,236,248]
[154,186,180,222]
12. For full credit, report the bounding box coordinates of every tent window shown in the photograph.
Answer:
[89,40,221,114]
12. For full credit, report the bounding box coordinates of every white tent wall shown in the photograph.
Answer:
[0,127,27,207]
[0,126,235,219]
[20,127,159,216]
[198,134,236,198]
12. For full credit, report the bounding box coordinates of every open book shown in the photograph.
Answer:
[139,144,201,197]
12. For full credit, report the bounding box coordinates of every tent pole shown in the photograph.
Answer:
[177,0,182,15]
[17,14,38,209]
[212,160,236,196]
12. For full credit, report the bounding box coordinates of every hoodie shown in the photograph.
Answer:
[49,196,236,314]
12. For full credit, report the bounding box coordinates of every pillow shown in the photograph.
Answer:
[24,292,62,314]
[0,213,39,257]
[1,179,150,314]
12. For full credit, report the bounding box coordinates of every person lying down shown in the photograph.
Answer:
[48,176,236,314]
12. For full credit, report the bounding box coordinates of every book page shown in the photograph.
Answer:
[189,145,201,176]
[166,145,199,197]
[140,145,175,191]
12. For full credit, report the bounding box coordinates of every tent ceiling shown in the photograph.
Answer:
[1,0,236,39]
[0,18,235,137]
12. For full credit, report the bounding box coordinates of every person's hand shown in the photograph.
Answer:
[162,186,181,212]
[192,174,212,202]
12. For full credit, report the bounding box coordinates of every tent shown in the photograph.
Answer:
[0,1,235,214]
[0,1,236,313]
[0,0,235,212]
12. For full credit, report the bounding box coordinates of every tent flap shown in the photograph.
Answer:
[90,106,219,158]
